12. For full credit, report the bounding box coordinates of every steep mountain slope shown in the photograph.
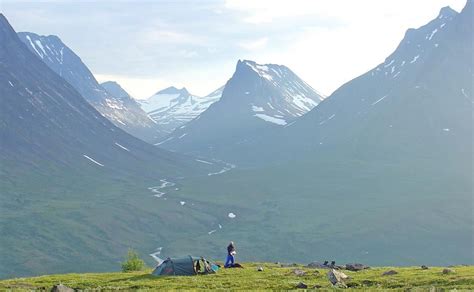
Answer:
[17,32,162,143]
[272,4,472,163]
[0,14,220,278]
[100,80,166,142]
[159,60,324,155]
[139,86,223,134]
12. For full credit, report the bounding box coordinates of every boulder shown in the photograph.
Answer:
[421,265,429,270]
[257,266,264,272]
[307,262,328,269]
[51,284,74,292]
[345,263,370,271]
[442,268,455,274]
[293,269,306,276]
[382,270,398,276]
[295,282,308,289]
[327,269,349,287]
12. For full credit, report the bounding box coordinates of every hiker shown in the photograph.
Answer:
[225,241,236,268]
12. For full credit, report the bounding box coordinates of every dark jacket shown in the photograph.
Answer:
[227,243,235,255]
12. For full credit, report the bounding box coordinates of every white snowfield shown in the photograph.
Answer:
[83,155,104,167]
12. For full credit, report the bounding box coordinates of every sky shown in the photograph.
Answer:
[1,0,466,99]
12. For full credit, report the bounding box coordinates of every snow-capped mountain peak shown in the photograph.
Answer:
[139,85,223,133]
[225,59,325,125]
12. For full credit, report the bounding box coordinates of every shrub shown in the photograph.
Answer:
[121,249,145,272]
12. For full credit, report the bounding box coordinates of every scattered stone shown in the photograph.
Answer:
[442,268,455,274]
[346,282,359,288]
[295,282,308,289]
[382,270,398,276]
[345,263,370,271]
[293,269,306,276]
[327,269,349,287]
[51,284,74,292]
[421,265,429,270]
[307,261,332,269]
[361,280,377,286]
[257,266,264,272]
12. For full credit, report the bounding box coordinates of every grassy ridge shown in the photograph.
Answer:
[1,263,472,291]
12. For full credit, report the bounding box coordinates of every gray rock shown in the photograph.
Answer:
[382,270,398,276]
[345,263,370,271]
[421,265,429,270]
[295,282,308,289]
[257,266,264,271]
[293,269,306,276]
[307,262,328,269]
[327,269,349,287]
[442,268,455,274]
[51,284,74,292]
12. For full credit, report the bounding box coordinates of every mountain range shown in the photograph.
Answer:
[17,32,164,143]
[159,60,324,156]
[0,14,220,278]
[0,0,472,279]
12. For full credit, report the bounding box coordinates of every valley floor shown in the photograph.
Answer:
[0,263,473,291]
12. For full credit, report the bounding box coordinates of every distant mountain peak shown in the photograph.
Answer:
[155,86,189,96]
[438,6,458,19]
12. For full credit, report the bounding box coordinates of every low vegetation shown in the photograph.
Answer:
[121,249,146,272]
[1,263,473,291]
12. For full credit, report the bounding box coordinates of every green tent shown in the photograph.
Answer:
[152,256,217,276]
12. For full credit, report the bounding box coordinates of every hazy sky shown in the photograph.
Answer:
[1,0,466,98]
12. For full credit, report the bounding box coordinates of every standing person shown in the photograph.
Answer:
[225,241,236,268]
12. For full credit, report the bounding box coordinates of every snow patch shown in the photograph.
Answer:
[114,142,130,152]
[228,212,236,219]
[83,155,104,167]
[208,162,236,176]
[196,159,213,165]
[254,113,287,125]
[427,28,438,40]
[371,95,388,106]
[178,133,187,139]
[180,201,186,206]
[384,59,395,68]
[154,137,174,146]
[410,55,420,64]
[252,105,265,112]
[8,81,14,87]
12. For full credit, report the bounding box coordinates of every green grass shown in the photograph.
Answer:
[1,264,473,291]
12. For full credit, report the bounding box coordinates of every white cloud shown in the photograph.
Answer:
[225,0,466,95]
[239,37,269,50]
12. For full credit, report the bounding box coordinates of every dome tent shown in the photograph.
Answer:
[152,256,217,276]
